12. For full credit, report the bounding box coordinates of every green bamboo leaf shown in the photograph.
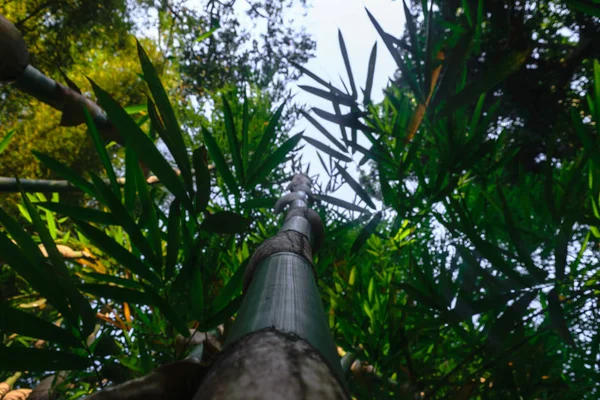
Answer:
[431,29,474,109]
[396,283,440,310]
[313,193,369,214]
[303,136,352,163]
[291,62,347,97]
[594,59,600,134]
[137,41,193,194]
[190,266,204,322]
[351,212,382,254]
[0,129,15,154]
[200,296,243,331]
[363,42,377,104]
[90,79,194,212]
[366,8,402,70]
[202,127,239,198]
[439,50,529,117]
[137,335,152,374]
[84,108,119,195]
[75,221,162,287]
[0,232,73,327]
[79,283,151,304]
[0,303,83,348]
[36,202,118,225]
[300,110,347,153]
[21,188,96,336]
[486,290,538,353]
[241,94,250,172]
[336,163,377,209]
[248,103,286,174]
[338,30,357,99]
[32,151,98,198]
[89,173,161,269]
[124,104,147,115]
[124,144,137,211]
[312,108,376,133]
[423,0,435,94]
[240,197,277,209]
[165,200,181,281]
[547,288,575,346]
[209,259,248,315]
[82,272,143,290]
[0,207,44,266]
[192,146,211,213]
[200,211,250,234]
[468,93,486,134]
[133,160,163,267]
[298,85,355,106]
[246,133,304,187]
[572,108,600,167]
[145,287,190,337]
[402,0,422,80]
[0,348,91,372]
[222,95,244,182]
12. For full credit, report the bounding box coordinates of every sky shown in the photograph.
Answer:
[289,0,405,201]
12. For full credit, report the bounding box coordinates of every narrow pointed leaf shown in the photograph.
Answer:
[338,30,357,99]
[166,200,181,281]
[298,85,355,106]
[351,212,382,253]
[312,108,376,133]
[200,296,243,331]
[547,288,575,346]
[363,43,377,104]
[336,163,377,209]
[241,94,250,171]
[314,193,369,213]
[36,202,118,225]
[124,144,137,211]
[0,348,91,371]
[240,197,277,209]
[133,161,163,267]
[75,221,162,287]
[192,146,211,213]
[222,96,244,182]
[403,0,422,80]
[366,8,402,69]
[137,41,193,194]
[202,127,239,198]
[84,108,119,195]
[90,80,193,212]
[32,151,98,198]
[80,283,151,304]
[246,133,304,188]
[200,211,250,234]
[190,266,204,322]
[0,129,15,154]
[0,303,83,348]
[209,259,248,315]
[300,110,347,152]
[303,136,352,163]
[145,287,190,337]
[248,103,286,174]
[291,62,346,96]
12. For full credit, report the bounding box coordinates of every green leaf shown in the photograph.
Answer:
[89,173,161,269]
[299,85,355,106]
[36,202,118,225]
[241,94,250,172]
[363,43,377,104]
[124,144,138,211]
[0,303,83,348]
[336,163,377,209]
[82,272,143,290]
[486,290,538,353]
[338,30,357,99]
[402,0,421,81]
[222,95,244,183]
[137,336,152,374]
[291,62,347,97]
[396,283,439,310]
[209,259,248,315]
[145,287,190,337]
[572,108,600,167]
[75,221,161,287]
[313,193,369,214]
[165,200,181,281]
[246,133,304,188]
[312,107,376,133]
[439,50,529,117]
[248,103,285,175]
[594,59,600,134]
[366,8,402,70]
[32,151,98,198]
[84,108,119,195]
[192,146,211,213]
[241,197,277,209]
[200,296,243,331]
[303,136,352,163]
[0,207,44,266]
[90,79,194,212]
[0,348,91,371]
[137,41,193,194]
[79,283,151,304]
[190,266,204,322]
[133,160,163,267]
[202,127,239,198]
[300,110,347,153]
[351,212,382,254]
[200,211,250,234]
[0,129,15,154]
[547,288,575,346]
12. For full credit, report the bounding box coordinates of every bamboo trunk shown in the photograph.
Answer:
[193,173,348,399]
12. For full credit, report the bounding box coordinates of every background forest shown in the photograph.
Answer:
[1,0,600,399]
